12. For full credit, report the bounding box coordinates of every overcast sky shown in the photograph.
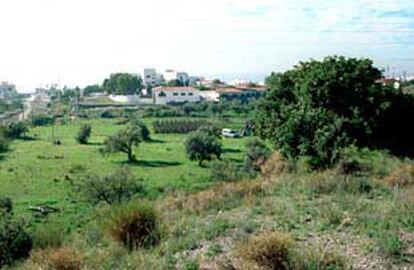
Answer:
[1,0,413,92]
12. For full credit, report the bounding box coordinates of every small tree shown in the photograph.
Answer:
[76,124,91,144]
[185,130,222,166]
[76,167,144,205]
[103,125,143,162]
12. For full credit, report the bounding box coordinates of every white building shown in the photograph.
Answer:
[152,86,201,105]
[163,69,189,85]
[0,82,17,100]
[143,68,164,87]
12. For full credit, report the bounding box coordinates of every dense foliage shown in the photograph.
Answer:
[2,122,29,139]
[76,124,92,144]
[244,138,271,172]
[185,128,222,166]
[31,115,55,126]
[255,56,414,167]
[0,202,33,267]
[153,119,208,134]
[103,73,143,95]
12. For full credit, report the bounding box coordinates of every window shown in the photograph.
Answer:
[188,92,193,96]
[181,92,186,96]
[173,92,179,96]
[158,91,166,97]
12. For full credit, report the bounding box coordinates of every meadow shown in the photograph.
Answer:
[0,117,249,231]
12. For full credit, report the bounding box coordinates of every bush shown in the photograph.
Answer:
[255,56,414,168]
[76,167,145,205]
[100,110,115,118]
[0,196,12,213]
[244,138,271,172]
[236,231,294,269]
[75,124,91,144]
[153,119,207,134]
[105,203,161,250]
[211,159,241,182]
[30,247,83,270]
[32,115,55,126]
[185,129,222,166]
[2,122,29,139]
[0,215,33,267]
[386,164,414,188]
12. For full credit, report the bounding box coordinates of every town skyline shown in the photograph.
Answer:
[1,0,414,91]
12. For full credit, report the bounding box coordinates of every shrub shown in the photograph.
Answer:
[153,119,207,134]
[32,115,55,126]
[236,231,295,270]
[75,124,91,144]
[255,56,414,168]
[0,196,12,213]
[105,203,161,250]
[0,215,33,267]
[30,247,83,270]
[2,122,29,139]
[185,129,222,166]
[244,138,271,172]
[211,159,241,182]
[386,164,414,188]
[100,110,115,118]
[76,167,144,205]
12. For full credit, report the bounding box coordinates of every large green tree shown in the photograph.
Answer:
[103,73,143,95]
[185,129,222,166]
[255,56,414,167]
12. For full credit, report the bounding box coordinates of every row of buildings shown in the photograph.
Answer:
[151,85,266,105]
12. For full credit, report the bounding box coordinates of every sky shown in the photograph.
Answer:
[0,0,413,92]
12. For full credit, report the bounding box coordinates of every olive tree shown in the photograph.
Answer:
[185,129,222,166]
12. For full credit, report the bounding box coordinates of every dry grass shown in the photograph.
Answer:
[29,247,83,270]
[106,203,161,250]
[260,152,294,181]
[235,231,295,270]
[160,180,264,215]
[386,164,414,188]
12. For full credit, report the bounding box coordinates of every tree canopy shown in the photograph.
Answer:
[185,128,222,166]
[103,73,143,95]
[255,56,414,168]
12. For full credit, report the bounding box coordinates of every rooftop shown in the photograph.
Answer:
[153,86,198,92]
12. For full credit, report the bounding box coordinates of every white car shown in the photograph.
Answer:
[221,128,241,138]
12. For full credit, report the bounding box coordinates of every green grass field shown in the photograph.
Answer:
[0,117,250,229]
